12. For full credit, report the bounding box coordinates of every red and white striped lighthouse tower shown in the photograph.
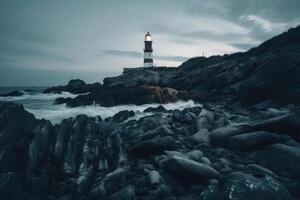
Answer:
[144,32,153,67]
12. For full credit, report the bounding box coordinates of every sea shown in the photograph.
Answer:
[0,87,202,124]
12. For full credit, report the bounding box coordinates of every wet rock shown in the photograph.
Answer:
[67,79,86,92]
[252,114,300,141]
[190,129,210,144]
[186,150,203,162]
[172,109,196,123]
[140,115,171,132]
[159,155,222,180]
[0,90,24,97]
[108,185,135,200]
[243,164,278,178]
[221,172,292,200]
[165,150,188,159]
[228,131,291,151]
[112,110,135,122]
[59,85,186,107]
[90,167,130,199]
[0,102,38,173]
[54,97,72,104]
[0,172,25,200]
[44,79,102,94]
[131,136,177,157]
[143,105,168,113]
[195,109,214,131]
[209,123,252,147]
[146,170,161,185]
[202,171,293,199]
[182,106,203,116]
[140,126,173,141]
[255,143,300,178]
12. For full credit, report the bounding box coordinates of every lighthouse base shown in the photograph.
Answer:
[144,63,153,67]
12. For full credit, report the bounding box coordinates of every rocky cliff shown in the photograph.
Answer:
[104,26,300,104]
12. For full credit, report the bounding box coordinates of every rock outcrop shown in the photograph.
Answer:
[55,85,189,107]
[44,79,102,94]
[0,90,25,97]
[1,101,300,199]
[103,26,300,105]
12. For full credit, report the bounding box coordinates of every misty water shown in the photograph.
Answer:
[0,90,202,124]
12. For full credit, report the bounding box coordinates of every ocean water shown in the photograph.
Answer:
[0,87,202,124]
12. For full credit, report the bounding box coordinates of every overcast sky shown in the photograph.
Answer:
[1,0,300,86]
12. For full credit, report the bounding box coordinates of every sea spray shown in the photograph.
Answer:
[0,91,202,124]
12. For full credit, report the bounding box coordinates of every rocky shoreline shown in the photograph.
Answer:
[0,101,300,199]
[1,26,300,200]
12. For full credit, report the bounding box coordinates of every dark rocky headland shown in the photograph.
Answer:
[1,26,300,199]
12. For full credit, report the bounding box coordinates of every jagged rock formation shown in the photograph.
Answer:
[55,85,189,107]
[1,101,300,199]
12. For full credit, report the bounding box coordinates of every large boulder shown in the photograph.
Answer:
[112,110,135,122]
[130,136,177,157]
[201,172,293,200]
[139,126,173,141]
[251,114,300,141]
[195,109,214,131]
[228,131,291,151]
[172,109,196,123]
[209,123,252,147]
[255,143,300,178]
[0,102,38,173]
[44,79,102,94]
[159,155,222,180]
[67,79,86,92]
[190,129,210,144]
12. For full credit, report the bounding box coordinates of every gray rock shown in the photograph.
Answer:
[222,172,292,200]
[131,136,177,157]
[252,114,300,141]
[228,131,291,151]
[144,105,168,113]
[190,129,210,144]
[140,125,173,140]
[0,172,25,200]
[172,109,196,123]
[112,110,135,122]
[185,150,203,162]
[196,109,214,131]
[108,185,135,200]
[160,155,222,180]
[209,123,252,147]
[255,143,300,178]
[243,164,278,178]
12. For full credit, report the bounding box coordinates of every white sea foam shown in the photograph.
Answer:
[0,91,77,102]
[0,92,202,124]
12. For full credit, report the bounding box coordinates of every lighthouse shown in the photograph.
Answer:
[144,32,153,67]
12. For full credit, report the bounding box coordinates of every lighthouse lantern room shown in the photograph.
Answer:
[144,32,153,67]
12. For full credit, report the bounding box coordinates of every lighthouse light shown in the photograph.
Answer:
[145,35,152,41]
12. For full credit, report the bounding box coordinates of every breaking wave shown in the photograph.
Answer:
[0,91,202,124]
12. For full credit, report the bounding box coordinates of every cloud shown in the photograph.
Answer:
[183,0,300,49]
[239,15,289,33]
